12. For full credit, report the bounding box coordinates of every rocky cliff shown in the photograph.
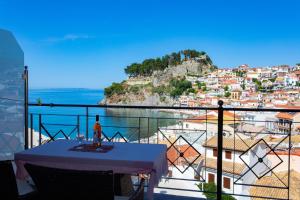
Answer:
[152,55,215,87]
[101,52,216,105]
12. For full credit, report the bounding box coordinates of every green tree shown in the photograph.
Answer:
[205,55,213,65]
[36,98,42,105]
[124,63,141,77]
[104,82,125,97]
[241,83,246,90]
[224,85,229,92]
[154,57,167,71]
[199,182,236,200]
[187,88,196,94]
[196,81,206,89]
[224,91,231,98]
[161,55,170,69]
[170,88,182,98]
[195,81,201,88]
[252,79,262,91]
[123,50,214,77]
[169,52,181,66]
[199,51,206,56]
[190,49,198,58]
[182,50,189,61]
[235,71,245,77]
[169,78,192,98]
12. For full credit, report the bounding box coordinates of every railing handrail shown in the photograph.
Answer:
[28,103,300,112]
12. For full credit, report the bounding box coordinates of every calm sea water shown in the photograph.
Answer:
[29,88,179,141]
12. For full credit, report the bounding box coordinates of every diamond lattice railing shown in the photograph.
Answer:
[239,138,283,180]
[102,131,128,142]
[166,135,204,181]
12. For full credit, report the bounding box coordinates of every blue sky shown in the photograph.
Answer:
[0,0,300,89]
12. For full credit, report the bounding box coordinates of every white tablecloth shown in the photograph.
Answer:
[15,140,168,200]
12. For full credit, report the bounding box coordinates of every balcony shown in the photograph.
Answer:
[14,102,299,200]
[275,123,290,130]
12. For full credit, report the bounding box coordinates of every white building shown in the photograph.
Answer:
[182,111,239,138]
[199,136,271,200]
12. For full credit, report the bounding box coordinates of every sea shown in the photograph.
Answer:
[29,88,180,141]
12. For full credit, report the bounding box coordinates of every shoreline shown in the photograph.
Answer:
[158,109,201,116]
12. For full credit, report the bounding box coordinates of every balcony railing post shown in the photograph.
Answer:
[147,117,150,144]
[30,114,33,148]
[86,107,89,140]
[138,118,141,143]
[217,100,224,200]
[288,121,292,200]
[156,118,159,144]
[77,115,80,137]
[38,114,42,146]
[23,66,29,149]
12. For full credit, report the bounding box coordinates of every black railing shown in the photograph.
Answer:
[24,102,298,200]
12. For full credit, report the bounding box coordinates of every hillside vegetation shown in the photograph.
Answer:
[124,50,213,77]
[102,49,217,105]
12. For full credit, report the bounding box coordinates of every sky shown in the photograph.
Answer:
[0,0,300,89]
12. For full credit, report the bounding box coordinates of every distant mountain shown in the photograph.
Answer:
[101,50,217,105]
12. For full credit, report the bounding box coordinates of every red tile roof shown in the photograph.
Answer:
[275,104,300,109]
[275,112,294,120]
[167,144,200,166]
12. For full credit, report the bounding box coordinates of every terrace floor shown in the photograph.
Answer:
[18,178,205,200]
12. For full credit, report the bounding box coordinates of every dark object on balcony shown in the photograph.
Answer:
[129,178,145,200]
[114,174,134,196]
[25,163,114,200]
[25,163,145,200]
[0,160,38,200]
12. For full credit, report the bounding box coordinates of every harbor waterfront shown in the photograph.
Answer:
[29,88,187,142]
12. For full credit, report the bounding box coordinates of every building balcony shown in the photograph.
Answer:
[4,103,296,200]
[275,123,291,130]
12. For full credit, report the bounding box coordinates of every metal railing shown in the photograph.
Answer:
[24,102,299,200]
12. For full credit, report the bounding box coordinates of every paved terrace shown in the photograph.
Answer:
[17,175,206,200]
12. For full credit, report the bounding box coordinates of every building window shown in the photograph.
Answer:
[223,177,231,189]
[225,150,232,159]
[208,173,215,183]
[213,148,217,157]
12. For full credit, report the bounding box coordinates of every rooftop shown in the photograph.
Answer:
[202,157,245,175]
[202,135,257,152]
[275,112,295,120]
[184,111,241,125]
[250,170,300,200]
